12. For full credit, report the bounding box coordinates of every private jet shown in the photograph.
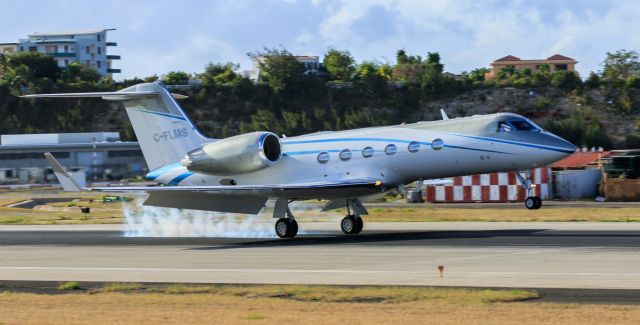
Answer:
[23,82,576,238]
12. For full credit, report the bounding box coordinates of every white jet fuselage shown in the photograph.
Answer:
[150,113,576,198]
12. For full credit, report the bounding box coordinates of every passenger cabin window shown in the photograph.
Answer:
[385,144,397,155]
[408,141,420,153]
[362,146,374,158]
[317,151,330,163]
[339,149,352,161]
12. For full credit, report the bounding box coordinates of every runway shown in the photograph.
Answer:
[0,222,639,289]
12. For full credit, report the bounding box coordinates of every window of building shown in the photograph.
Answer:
[0,151,70,160]
[408,141,420,153]
[555,64,568,70]
[64,45,68,52]
[20,46,24,51]
[97,34,101,41]
[29,46,37,52]
[97,47,101,55]
[64,59,69,66]
[362,146,374,158]
[108,150,143,158]
[339,149,352,161]
[97,61,101,68]
[45,45,57,53]
[385,144,397,155]
[86,46,90,54]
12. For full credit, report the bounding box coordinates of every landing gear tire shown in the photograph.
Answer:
[341,215,363,235]
[354,216,363,234]
[275,218,298,238]
[525,197,542,210]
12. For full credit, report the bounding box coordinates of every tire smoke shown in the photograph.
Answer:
[122,197,324,238]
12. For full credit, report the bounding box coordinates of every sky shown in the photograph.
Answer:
[2,0,640,80]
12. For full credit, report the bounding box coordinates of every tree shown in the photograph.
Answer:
[355,61,387,93]
[421,52,444,91]
[585,72,600,88]
[199,62,241,89]
[162,71,190,85]
[323,49,355,81]
[61,61,101,83]
[550,71,582,90]
[602,49,640,83]
[248,47,305,93]
[6,52,60,81]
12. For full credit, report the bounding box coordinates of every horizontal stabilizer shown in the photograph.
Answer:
[44,152,82,192]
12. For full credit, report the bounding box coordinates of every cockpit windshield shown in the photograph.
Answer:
[497,119,541,132]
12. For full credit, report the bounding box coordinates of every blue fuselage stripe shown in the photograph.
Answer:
[146,162,182,180]
[136,109,186,121]
[168,172,193,185]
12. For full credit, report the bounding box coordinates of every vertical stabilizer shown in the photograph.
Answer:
[118,83,209,170]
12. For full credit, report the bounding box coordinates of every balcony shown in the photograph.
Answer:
[105,42,117,46]
[107,68,121,73]
[49,52,75,58]
[106,55,121,60]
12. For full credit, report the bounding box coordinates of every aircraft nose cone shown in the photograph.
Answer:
[547,132,577,155]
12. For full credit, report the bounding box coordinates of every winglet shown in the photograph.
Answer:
[44,152,83,191]
[440,109,449,120]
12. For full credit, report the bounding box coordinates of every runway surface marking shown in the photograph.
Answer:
[1,223,640,289]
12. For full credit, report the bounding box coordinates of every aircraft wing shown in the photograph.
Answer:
[93,178,384,198]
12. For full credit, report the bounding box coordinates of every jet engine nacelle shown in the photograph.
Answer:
[181,132,282,175]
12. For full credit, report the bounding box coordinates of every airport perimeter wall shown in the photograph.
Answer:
[605,178,640,201]
[425,167,551,203]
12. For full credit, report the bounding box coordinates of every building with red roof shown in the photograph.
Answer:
[485,54,577,80]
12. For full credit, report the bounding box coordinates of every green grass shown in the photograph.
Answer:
[57,281,80,291]
[150,284,538,304]
[0,216,25,224]
[243,312,268,320]
[100,283,143,292]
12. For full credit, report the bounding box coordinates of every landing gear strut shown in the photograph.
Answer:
[273,199,298,238]
[516,171,542,210]
[341,200,364,235]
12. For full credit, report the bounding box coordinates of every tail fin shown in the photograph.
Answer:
[23,82,210,171]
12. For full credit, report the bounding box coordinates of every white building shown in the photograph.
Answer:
[14,28,120,76]
[0,132,145,182]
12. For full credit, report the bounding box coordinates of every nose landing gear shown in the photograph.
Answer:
[524,196,542,210]
[516,171,542,210]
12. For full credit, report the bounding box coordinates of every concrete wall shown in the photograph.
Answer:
[553,169,601,199]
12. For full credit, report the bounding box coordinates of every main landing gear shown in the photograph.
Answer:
[273,198,298,238]
[516,171,542,210]
[273,198,368,238]
[275,217,298,238]
[340,199,364,235]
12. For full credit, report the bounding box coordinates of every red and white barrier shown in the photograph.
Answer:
[425,167,551,203]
